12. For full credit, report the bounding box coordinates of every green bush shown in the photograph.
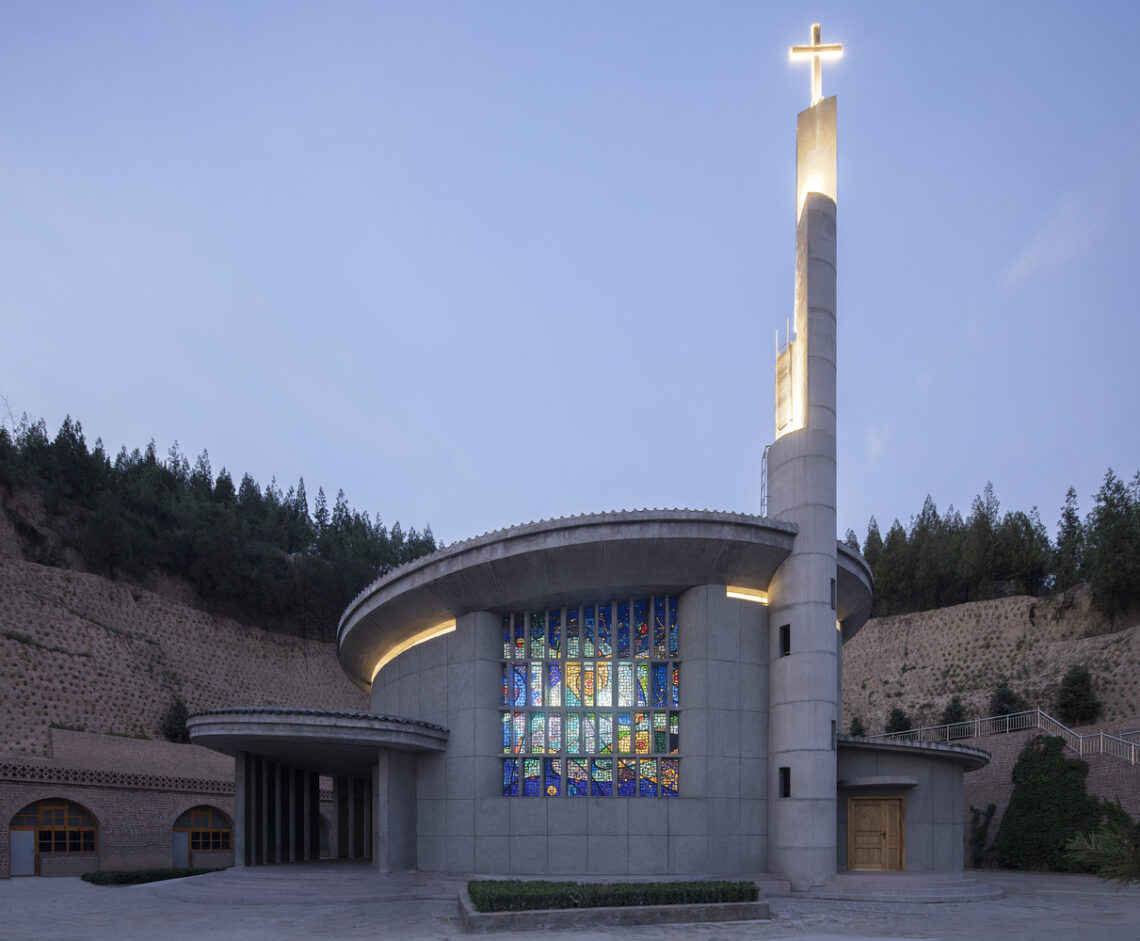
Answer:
[992,736,1104,871]
[1055,664,1102,726]
[885,707,912,733]
[466,879,758,913]
[81,867,223,886]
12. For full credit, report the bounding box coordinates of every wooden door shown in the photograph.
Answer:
[847,797,904,870]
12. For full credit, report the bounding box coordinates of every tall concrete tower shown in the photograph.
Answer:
[767,24,842,891]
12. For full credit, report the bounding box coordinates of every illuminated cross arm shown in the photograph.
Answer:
[790,23,843,107]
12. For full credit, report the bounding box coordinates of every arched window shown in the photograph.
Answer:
[10,799,98,875]
[173,806,231,855]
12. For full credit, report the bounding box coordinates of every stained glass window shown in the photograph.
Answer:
[617,602,631,657]
[502,596,680,798]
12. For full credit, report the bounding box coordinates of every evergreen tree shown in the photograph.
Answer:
[843,528,860,552]
[993,735,1104,871]
[848,715,866,736]
[1084,469,1140,621]
[988,680,1028,717]
[885,707,912,733]
[940,695,968,726]
[862,517,883,573]
[1055,486,1084,593]
[874,519,910,616]
[1055,664,1102,726]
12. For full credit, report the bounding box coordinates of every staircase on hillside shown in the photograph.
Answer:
[870,709,1139,767]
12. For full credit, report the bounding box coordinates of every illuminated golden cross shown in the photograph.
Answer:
[790,23,843,107]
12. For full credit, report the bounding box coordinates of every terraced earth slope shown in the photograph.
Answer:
[0,558,367,758]
[843,587,1140,734]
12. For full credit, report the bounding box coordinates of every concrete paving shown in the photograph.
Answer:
[3,863,1139,941]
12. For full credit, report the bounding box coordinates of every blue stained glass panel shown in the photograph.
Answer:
[591,758,613,796]
[566,713,580,754]
[503,616,512,659]
[661,758,679,797]
[502,712,511,753]
[636,662,648,707]
[617,662,633,707]
[547,663,562,707]
[583,713,597,753]
[515,615,526,660]
[548,715,562,753]
[512,665,527,707]
[568,758,589,796]
[617,758,637,797]
[566,606,580,658]
[530,662,543,706]
[672,664,680,708]
[599,714,613,753]
[583,606,596,657]
[530,712,545,752]
[617,602,631,657]
[617,712,631,754]
[639,758,657,797]
[544,758,562,796]
[530,613,545,659]
[548,611,561,657]
[522,758,541,796]
[634,600,649,657]
[668,597,679,656]
[652,664,667,707]
[596,604,611,657]
[653,598,667,658]
[513,712,526,754]
[503,759,520,796]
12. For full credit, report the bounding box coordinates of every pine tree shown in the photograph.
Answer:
[1055,664,1102,727]
[1085,469,1140,621]
[1055,486,1084,593]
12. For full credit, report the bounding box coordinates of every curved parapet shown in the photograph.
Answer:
[337,509,805,691]
[187,707,449,776]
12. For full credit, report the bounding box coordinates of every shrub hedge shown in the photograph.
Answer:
[81,867,223,886]
[467,879,758,912]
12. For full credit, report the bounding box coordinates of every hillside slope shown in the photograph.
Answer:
[843,587,1140,733]
[0,557,368,758]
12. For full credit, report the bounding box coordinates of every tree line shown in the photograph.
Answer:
[845,472,1140,620]
[0,415,437,641]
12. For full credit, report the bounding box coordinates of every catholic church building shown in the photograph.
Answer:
[187,26,988,891]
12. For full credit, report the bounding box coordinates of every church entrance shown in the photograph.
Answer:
[846,797,904,870]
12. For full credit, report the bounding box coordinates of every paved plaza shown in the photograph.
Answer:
[3,863,1139,941]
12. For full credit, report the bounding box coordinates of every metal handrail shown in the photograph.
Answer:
[868,708,1138,766]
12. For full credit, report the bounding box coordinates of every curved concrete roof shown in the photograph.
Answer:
[838,735,991,772]
[338,509,874,691]
[187,707,448,777]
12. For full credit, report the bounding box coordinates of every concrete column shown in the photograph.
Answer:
[306,772,320,860]
[234,751,250,868]
[252,756,265,865]
[279,765,291,862]
[265,760,278,863]
[767,96,840,892]
[336,777,349,859]
[292,768,305,861]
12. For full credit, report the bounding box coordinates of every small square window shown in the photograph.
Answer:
[779,624,791,658]
[779,766,791,798]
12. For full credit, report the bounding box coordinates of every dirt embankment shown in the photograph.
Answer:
[843,586,1140,734]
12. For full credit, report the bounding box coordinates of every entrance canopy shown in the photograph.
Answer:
[188,707,448,777]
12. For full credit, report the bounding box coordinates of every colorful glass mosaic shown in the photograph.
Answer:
[501,596,680,798]
[639,758,657,797]
[566,606,580,658]
[597,604,612,657]
[548,611,561,657]
[636,662,649,707]
[616,758,637,796]
[530,612,545,660]
[591,758,613,796]
[522,758,541,796]
[567,757,589,796]
[617,602,631,657]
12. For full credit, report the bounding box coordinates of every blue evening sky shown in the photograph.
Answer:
[2,2,1137,547]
